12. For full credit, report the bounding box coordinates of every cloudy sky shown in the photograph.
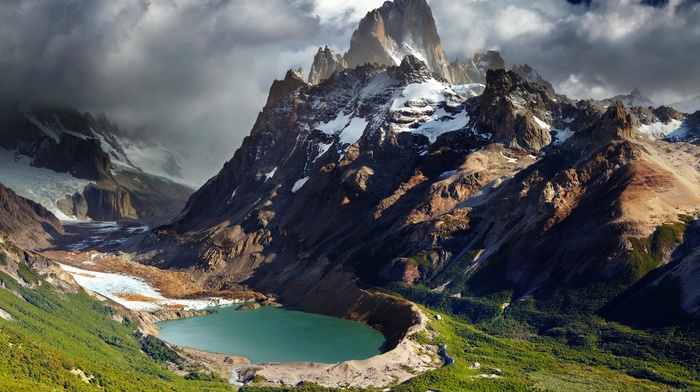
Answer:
[0,0,698,185]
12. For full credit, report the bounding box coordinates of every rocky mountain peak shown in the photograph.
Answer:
[308,46,348,85]
[596,102,637,140]
[344,0,450,79]
[265,68,308,108]
[610,88,655,108]
[511,63,555,93]
[478,69,557,151]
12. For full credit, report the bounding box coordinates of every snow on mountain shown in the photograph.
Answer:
[671,96,700,114]
[610,88,655,107]
[0,148,92,220]
[59,263,242,311]
[303,58,478,163]
[637,119,688,140]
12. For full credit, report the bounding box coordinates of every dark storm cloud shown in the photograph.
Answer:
[0,0,325,183]
[430,0,700,102]
[0,0,698,184]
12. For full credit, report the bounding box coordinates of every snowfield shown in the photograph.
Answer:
[0,148,93,220]
[59,263,242,311]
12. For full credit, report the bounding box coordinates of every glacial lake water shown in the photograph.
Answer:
[156,305,385,364]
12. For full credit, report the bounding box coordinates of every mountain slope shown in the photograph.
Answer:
[0,103,193,223]
[0,182,63,249]
[671,95,700,114]
[136,49,700,327]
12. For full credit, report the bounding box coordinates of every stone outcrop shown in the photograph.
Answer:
[343,0,504,85]
[478,69,557,151]
[448,51,506,85]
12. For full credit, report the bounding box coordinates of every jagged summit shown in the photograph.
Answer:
[611,88,655,108]
[309,0,504,86]
[308,46,347,85]
[345,0,449,77]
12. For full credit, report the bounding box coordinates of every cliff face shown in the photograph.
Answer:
[308,46,348,85]
[333,0,503,86]
[0,182,63,249]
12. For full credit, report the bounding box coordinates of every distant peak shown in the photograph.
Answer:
[610,88,654,108]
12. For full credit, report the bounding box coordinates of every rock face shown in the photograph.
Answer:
[0,182,63,249]
[345,0,449,76]
[308,46,348,85]
[0,103,193,224]
[447,51,506,86]
[479,69,557,151]
[266,69,308,108]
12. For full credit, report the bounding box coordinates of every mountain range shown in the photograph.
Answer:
[1,0,700,390]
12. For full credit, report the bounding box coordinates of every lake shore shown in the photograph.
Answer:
[237,301,442,389]
[48,248,441,388]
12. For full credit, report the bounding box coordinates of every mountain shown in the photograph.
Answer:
[129,0,700,337]
[345,0,449,77]
[308,46,349,85]
[671,95,700,114]
[0,182,63,249]
[511,63,555,93]
[610,88,655,107]
[308,0,504,87]
[0,103,193,223]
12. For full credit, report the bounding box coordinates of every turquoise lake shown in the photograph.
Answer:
[156,306,386,364]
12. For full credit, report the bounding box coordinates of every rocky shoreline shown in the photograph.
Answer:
[235,300,442,388]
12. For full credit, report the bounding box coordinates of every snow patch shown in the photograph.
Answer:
[552,127,574,146]
[264,167,277,181]
[500,152,517,163]
[410,108,470,143]
[438,170,457,180]
[292,177,310,193]
[637,120,686,140]
[26,116,60,143]
[313,142,333,163]
[58,263,241,311]
[0,148,93,220]
[316,114,368,147]
[533,116,550,130]
[391,79,450,110]
[338,117,368,146]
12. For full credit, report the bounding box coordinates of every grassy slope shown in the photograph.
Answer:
[0,251,234,392]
